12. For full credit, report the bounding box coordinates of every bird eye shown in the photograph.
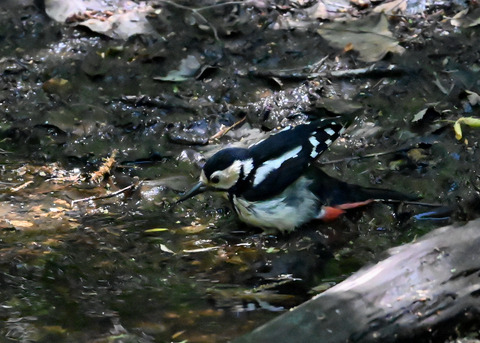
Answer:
[211,175,220,184]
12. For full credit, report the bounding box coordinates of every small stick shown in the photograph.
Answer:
[158,0,244,42]
[209,116,246,142]
[71,181,142,206]
[10,181,34,192]
[376,199,444,207]
[318,147,410,165]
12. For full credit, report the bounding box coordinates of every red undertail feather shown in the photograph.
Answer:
[322,206,346,221]
[322,200,375,222]
[335,199,374,210]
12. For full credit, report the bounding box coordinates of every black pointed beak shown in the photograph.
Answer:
[177,181,207,203]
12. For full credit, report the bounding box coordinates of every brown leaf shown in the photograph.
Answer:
[9,220,34,228]
[317,14,404,62]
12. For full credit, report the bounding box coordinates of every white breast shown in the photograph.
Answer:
[232,177,319,232]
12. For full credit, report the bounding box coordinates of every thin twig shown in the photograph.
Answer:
[71,181,142,206]
[0,147,12,154]
[10,181,34,192]
[376,199,444,207]
[209,116,246,142]
[251,64,404,81]
[309,55,329,73]
[159,0,244,41]
[318,147,409,165]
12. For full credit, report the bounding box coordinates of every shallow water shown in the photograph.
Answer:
[1,1,479,341]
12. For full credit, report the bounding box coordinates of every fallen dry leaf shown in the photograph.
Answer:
[9,220,34,228]
[374,0,407,14]
[317,14,405,62]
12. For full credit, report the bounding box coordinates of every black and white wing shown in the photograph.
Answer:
[243,118,345,201]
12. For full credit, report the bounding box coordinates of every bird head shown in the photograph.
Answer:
[179,148,252,201]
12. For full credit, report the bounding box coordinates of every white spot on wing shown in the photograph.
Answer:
[242,158,254,180]
[325,138,332,146]
[324,127,336,136]
[253,146,302,187]
[309,136,320,148]
[309,136,320,158]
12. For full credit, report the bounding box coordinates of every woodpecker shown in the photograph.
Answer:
[179,118,416,233]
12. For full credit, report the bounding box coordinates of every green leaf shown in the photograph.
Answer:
[453,117,480,141]
[453,120,463,140]
[144,228,169,233]
[461,117,480,127]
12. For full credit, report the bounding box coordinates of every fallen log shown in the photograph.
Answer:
[234,220,480,343]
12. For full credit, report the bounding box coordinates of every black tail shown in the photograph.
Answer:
[307,167,419,206]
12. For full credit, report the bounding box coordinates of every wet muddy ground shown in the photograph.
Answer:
[1,0,480,342]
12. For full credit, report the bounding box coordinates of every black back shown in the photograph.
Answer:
[242,118,345,201]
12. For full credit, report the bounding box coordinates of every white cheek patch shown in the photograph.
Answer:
[253,146,302,187]
[211,160,243,190]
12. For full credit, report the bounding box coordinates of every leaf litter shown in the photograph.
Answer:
[317,14,405,62]
[4,0,480,341]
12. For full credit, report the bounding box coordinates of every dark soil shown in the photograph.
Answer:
[0,0,479,342]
